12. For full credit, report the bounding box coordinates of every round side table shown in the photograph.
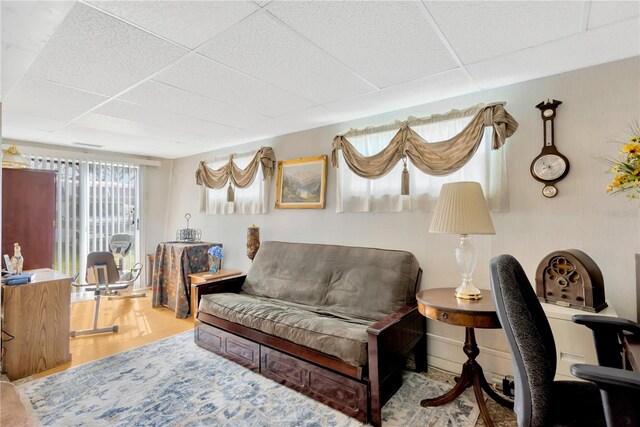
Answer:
[416,288,513,427]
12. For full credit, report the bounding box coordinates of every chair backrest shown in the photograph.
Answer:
[109,234,133,257]
[86,251,120,284]
[490,254,557,427]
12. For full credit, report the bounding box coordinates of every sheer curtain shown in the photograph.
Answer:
[337,114,507,213]
[199,151,269,214]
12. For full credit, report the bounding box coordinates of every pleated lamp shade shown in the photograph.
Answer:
[429,182,495,235]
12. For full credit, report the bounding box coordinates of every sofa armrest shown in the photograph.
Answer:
[193,275,246,314]
[367,305,419,336]
[367,304,426,427]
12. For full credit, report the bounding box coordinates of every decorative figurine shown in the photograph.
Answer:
[247,225,260,261]
[11,243,24,274]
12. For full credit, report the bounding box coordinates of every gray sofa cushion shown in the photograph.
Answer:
[199,292,370,366]
[242,241,420,321]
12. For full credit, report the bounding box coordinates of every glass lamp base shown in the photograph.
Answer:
[455,288,483,300]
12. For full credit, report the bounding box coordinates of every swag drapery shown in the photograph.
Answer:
[331,102,518,187]
[195,146,276,191]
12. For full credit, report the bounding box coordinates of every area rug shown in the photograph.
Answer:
[18,331,479,426]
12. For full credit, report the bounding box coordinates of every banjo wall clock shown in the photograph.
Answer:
[530,99,570,198]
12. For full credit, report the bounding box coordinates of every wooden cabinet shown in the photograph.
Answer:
[2,168,57,270]
[1,269,71,380]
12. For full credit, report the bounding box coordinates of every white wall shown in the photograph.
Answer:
[162,57,640,376]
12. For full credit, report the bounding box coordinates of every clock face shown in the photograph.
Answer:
[542,185,558,198]
[543,109,554,118]
[533,154,567,181]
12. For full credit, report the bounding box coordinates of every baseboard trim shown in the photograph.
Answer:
[426,333,513,379]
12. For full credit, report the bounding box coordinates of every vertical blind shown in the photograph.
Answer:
[29,155,140,284]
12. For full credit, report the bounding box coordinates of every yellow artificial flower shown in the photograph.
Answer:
[622,142,640,157]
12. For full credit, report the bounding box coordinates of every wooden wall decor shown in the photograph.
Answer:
[535,249,607,312]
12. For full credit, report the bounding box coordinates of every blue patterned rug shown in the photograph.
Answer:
[17,332,479,426]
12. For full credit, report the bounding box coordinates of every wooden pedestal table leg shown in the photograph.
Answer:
[420,328,506,427]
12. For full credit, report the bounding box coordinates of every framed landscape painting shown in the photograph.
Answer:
[275,155,327,209]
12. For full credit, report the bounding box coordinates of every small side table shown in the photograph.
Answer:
[416,288,513,427]
[189,269,242,316]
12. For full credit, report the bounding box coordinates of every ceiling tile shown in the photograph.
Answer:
[324,68,478,119]
[249,106,340,140]
[1,0,75,98]
[72,112,202,143]
[588,1,640,29]
[118,80,269,129]
[95,99,247,138]
[425,1,584,64]
[55,123,185,153]
[155,54,314,117]
[466,17,640,89]
[2,111,64,132]
[25,2,188,96]
[87,1,259,49]
[3,76,108,123]
[198,12,376,103]
[267,1,457,88]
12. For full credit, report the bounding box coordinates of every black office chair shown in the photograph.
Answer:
[489,254,640,427]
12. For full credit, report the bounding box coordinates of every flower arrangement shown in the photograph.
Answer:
[605,124,640,199]
[208,246,223,273]
[208,245,223,259]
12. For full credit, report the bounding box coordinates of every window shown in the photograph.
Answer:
[336,114,507,212]
[28,155,141,287]
[199,151,269,214]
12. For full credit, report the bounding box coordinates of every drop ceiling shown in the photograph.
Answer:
[2,0,639,159]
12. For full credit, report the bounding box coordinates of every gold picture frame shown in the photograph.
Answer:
[275,155,327,209]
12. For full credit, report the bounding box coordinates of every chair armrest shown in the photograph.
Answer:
[572,315,640,335]
[571,363,640,391]
[367,305,418,336]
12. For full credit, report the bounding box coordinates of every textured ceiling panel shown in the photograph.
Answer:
[1,0,75,98]
[72,112,202,143]
[155,54,313,117]
[2,111,64,132]
[324,69,478,119]
[95,99,248,138]
[55,124,186,153]
[425,1,584,64]
[588,1,640,29]
[199,12,376,103]
[248,106,339,141]
[118,80,269,129]
[3,76,108,122]
[87,1,259,49]
[25,2,188,96]
[466,17,640,89]
[267,1,456,88]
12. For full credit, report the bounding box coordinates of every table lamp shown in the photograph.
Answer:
[429,182,495,300]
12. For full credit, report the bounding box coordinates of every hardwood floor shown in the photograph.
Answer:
[35,293,194,378]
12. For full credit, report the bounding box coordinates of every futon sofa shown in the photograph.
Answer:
[194,241,426,426]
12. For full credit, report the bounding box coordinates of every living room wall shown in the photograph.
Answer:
[163,57,639,375]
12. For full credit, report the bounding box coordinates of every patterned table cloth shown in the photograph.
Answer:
[152,242,222,318]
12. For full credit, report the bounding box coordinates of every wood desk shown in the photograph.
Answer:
[188,269,242,316]
[416,288,512,427]
[1,269,71,380]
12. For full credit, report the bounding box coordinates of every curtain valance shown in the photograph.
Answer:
[195,147,276,190]
[331,103,518,181]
